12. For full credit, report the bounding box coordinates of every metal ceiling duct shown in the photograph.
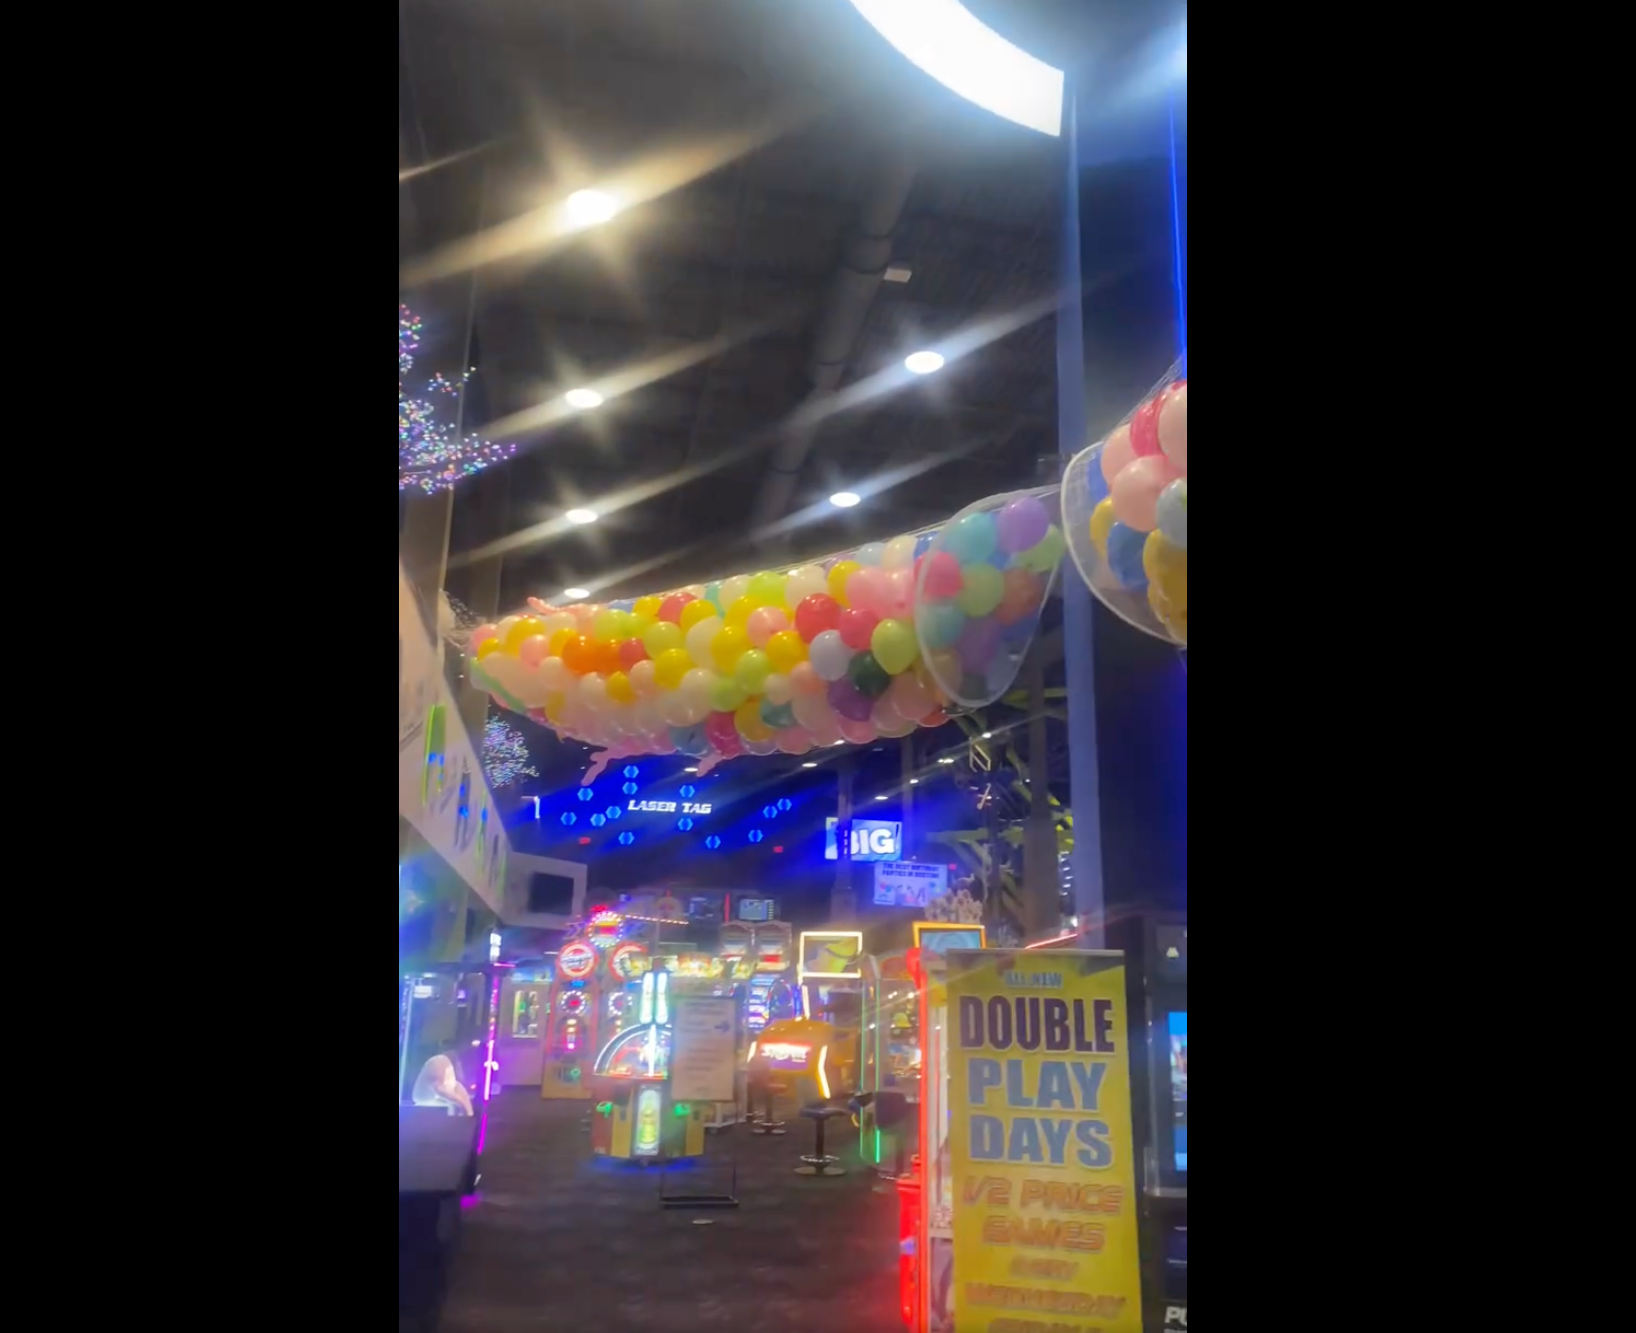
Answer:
[749,148,916,530]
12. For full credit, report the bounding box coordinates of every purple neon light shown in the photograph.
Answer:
[482,975,501,1101]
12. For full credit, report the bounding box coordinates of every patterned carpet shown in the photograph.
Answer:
[406,1094,905,1333]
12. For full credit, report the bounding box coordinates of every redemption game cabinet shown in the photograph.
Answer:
[1107,913,1188,1332]
[497,956,553,1090]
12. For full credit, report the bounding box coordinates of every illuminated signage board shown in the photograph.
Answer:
[799,930,864,981]
[558,942,598,980]
[758,1041,811,1067]
[823,818,902,861]
[873,861,948,907]
[627,798,713,814]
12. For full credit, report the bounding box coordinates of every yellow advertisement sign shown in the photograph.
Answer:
[947,950,1142,1333]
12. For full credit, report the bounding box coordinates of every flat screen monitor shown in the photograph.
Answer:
[737,897,774,922]
[1167,1010,1187,1174]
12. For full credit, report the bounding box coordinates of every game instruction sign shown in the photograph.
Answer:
[946,950,1143,1333]
[669,997,738,1104]
[874,860,948,907]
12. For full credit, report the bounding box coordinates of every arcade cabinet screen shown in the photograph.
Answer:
[737,897,774,922]
[917,928,983,955]
[1168,1011,1187,1172]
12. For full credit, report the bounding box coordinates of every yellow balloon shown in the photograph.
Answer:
[1146,581,1171,622]
[543,691,566,722]
[653,648,692,691]
[724,595,761,626]
[711,623,751,672]
[735,699,772,742]
[592,609,630,644]
[475,637,503,660]
[632,595,662,621]
[1089,498,1116,559]
[503,616,546,653]
[642,620,683,658]
[548,627,574,657]
[606,670,636,705]
[746,570,788,608]
[764,629,808,673]
[1142,530,1186,585]
[828,560,862,606]
[679,599,717,631]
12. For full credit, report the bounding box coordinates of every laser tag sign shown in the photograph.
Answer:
[946,950,1143,1333]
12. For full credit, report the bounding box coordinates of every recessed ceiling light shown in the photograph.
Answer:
[564,189,619,227]
[875,794,888,801]
[684,766,698,773]
[938,757,954,764]
[829,491,861,508]
[802,762,818,768]
[565,508,599,525]
[564,388,604,410]
[909,778,919,785]
[982,731,993,739]
[562,587,590,600]
[904,350,945,375]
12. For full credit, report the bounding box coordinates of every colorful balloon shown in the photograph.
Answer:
[1155,478,1186,550]
[706,711,744,757]
[945,511,998,565]
[518,634,550,668]
[502,616,545,652]
[561,633,597,674]
[760,699,796,729]
[680,599,718,632]
[762,670,793,705]
[734,649,773,694]
[785,564,827,605]
[956,617,1001,673]
[828,677,874,721]
[847,651,892,699]
[918,601,966,651]
[1142,531,1186,606]
[996,495,1050,553]
[788,661,825,696]
[684,615,722,666]
[808,629,851,681]
[643,620,683,658]
[870,618,918,675]
[653,648,692,690]
[838,605,880,652]
[1105,523,1147,590]
[710,622,751,672]
[618,637,649,670]
[828,560,862,606]
[794,593,842,643]
[882,534,917,569]
[886,669,933,721]
[765,629,808,673]
[1130,395,1164,457]
[470,624,498,651]
[606,670,636,705]
[837,716,877,746]
[1158,382,1186,473]
[1017,524,1066,575]
[1110,455,1177,532]
[747,570,787,606]
[735,699,772,741]
[632,595,662,621]
[657,593,693,624]
[844,566,891,617]
[921,550,964,599]
[1100,424,1135,486]
[955,564,1004,618]
[1089,499,1116,558]
[710,675,749,713]
[994,568,1042,627]
[718,574,751,607]
[745,606,790,647]
[628,659,660,696]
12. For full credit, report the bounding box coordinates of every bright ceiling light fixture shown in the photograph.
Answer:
[847,0,1064,138]
[829,491,862,508]
[564,388,604,410]
[565,508,599,525]
[904,350,945,375]
[875,794,889,801]
[564,189,619,227]
[802,761,818,768]
[562,587,590,601]
[938,757,955,764]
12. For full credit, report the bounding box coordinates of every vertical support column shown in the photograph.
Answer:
[1057,96,1107,947]
[1022,652,1060,942]
[899,734,915,858]
[831,757,856,924]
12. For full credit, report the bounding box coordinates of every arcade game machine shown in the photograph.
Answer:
[891,925,989,1333]
[743,919,798,1034]
[540,907,649,1099]
[857,924,987,1172]
[587,948,753,1161]
[1107,913,1188,1332]
[497,955,553,1090]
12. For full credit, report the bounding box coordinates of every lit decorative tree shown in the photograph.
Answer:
[482,714,538,790]
[399,305,515,493]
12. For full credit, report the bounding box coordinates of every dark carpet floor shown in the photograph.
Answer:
[411,1094,904,1333]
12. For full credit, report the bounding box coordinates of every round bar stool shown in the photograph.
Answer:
[795,1104,850,1176]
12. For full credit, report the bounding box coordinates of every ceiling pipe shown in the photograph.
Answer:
[749,148,917,530]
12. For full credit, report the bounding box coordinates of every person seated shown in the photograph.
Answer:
[412,1046,475,1116]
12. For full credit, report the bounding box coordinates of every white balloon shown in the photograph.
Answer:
[809,629,851,682]
[784,565,827,605]
[719,575,751,606]
[685,615,721,666]
[882,535,917,570]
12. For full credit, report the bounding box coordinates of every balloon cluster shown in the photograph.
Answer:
[1063,374,1187,646]
[914,491,1065,708]
[466,515,1054,771]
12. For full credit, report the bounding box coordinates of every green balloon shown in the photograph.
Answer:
[847,651,892,699]
[709,676,748,712]
[734,648,772,693]
[956,563,1004,617]
[1017,524,1066,574]
[870,618,918,675]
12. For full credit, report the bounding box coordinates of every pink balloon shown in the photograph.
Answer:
[791,691,836,733]
[1100,423,1135,486]
[1129,395,1164,457]
[775,726,813,755]
[517,634,550,668]
[1110,455,1178,533]
[788,660,826,696]
[870,696,902,734]
[887,669,933,721]
[807,717,842,748]
[844,566,891,616]
[837,716,877,746]
[885,567,915,616]
[921,551,964,600]
[745,606,791,648]
[1158,382,1186,474]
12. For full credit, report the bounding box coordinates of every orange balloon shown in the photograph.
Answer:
[593,640,623,676]
[994,567,1042,627]
[561,633,598,675]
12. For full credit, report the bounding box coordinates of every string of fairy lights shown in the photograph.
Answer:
[483,714,539,789]
[399,305,516,493]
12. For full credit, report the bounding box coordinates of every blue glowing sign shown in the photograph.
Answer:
[622,765,639,779]
[748,829,764,844]
[618,832,636,847]
[577,789,594,803]
[704,835,721,850]
[560,812,578,827]
[823,818,902,861]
